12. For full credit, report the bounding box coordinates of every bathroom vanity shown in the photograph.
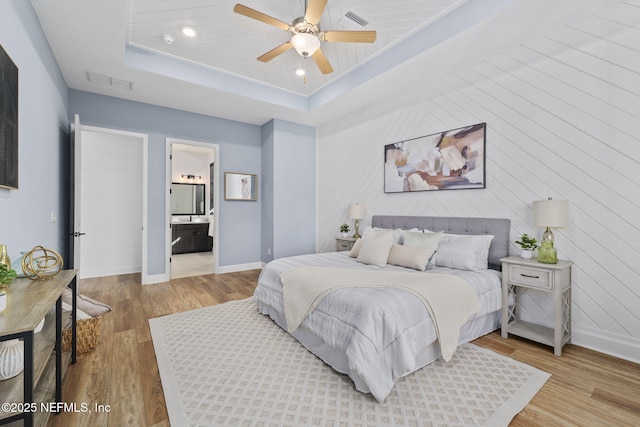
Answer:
[171,222,212,254]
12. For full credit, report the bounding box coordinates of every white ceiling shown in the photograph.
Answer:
[128,0,467,95]
[29,0,602,127]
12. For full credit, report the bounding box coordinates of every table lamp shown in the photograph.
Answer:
[349,203,365,238]
[533,198,569,264]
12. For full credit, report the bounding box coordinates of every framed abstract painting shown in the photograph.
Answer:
[384,123,486,193]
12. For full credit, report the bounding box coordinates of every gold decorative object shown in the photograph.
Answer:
[0,244,10,269]
[21,246,63,280]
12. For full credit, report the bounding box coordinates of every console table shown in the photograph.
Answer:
[0,270,77,426]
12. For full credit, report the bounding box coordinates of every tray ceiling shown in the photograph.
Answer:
[29,0,600,126]
[127,0,467,95]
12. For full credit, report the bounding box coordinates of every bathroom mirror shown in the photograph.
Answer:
[171,183,206,215]
[224,172,257,201]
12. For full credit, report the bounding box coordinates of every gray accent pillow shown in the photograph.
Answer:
[62,288,111,317]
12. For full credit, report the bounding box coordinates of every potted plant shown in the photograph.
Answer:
[339,223,350,238]
[515,233,539,259]
[0,264,17,287]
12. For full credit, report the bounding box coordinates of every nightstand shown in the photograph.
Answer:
[335,236,357,251]
[500,256,573,356]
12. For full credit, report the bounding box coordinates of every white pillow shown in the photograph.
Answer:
[387,245,436,271]
[349,238,363,258]
[356,229,395,267]
[404,231,443,268]
[403,230,443,249]
[435,233,494,271]
[398,228,419,244]
[361,227,403,244]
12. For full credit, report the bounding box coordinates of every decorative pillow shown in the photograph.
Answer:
[435,233,494,271]
[361,227,403,244]
[387,245,436,271]
[349,238,363,258]
[356,229,395,267]
[61,302,94,321]
[403,230,443,248]
[62,288,111,317]
[398,228,419,244]
[403,231,443,268]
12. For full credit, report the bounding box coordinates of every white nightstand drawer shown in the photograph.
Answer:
[335,238,356,251]
[336,241,352,251]
[509,265,552,290]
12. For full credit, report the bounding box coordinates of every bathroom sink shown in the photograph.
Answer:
[172,217,208,223]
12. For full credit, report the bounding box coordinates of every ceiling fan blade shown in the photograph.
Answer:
[257,42,293,62]
[323,30,377,43]
[312,48,333,74]
[234,4,290,31]
[304,0,327,26]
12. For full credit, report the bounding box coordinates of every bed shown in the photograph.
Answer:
[254,215,511,402]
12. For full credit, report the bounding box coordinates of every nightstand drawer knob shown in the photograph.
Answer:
[521,274,540,279]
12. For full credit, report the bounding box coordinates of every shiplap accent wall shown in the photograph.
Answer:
[316,1,640,363]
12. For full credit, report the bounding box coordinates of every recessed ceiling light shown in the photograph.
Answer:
[295,68,306,76]
[181,26,196,37]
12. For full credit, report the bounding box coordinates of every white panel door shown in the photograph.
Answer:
[78,129,144,278]
[71,114,83,269]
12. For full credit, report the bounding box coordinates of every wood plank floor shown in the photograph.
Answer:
[48,271,640,426]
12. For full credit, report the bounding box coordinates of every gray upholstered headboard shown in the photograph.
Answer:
[371,215,511,271]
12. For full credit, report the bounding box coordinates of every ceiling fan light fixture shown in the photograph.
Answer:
[295,68,306,76]
[291,32,320,57]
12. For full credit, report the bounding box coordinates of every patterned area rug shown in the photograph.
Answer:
[150,298,550,427]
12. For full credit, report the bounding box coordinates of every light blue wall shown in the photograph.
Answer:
[68,90,262,273]
[0,0,69,262]
[262,119,316,260]
[1,0,317,275]
[260,121,275,262]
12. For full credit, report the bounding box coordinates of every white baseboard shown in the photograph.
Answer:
[79,265,141,280]
[143,273,170,285]
[141,263,262,284]
[217,262,264,274]
[514,313,640,365]
[572,326,640,365]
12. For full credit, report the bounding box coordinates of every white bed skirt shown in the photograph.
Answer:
[256,299,501,395]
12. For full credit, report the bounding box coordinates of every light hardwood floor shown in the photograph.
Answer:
[48,271,639,426]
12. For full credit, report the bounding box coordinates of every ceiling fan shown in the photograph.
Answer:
[233,0,376,75]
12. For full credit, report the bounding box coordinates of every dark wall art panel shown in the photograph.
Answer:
[0,44,18,190]
[384,123,486,193]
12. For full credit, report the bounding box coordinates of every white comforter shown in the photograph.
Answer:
[254,251,502,402]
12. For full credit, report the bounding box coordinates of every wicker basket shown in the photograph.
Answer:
[62,316,103,354]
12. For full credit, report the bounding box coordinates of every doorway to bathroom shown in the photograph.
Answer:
[166,138,219,279]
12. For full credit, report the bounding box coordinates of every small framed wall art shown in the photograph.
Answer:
[384,123,486,193]
[224,172,258,201]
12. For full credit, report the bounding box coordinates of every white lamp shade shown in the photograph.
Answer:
[291,33,320,57]
[533,199,569,228]
[349,204,365,220]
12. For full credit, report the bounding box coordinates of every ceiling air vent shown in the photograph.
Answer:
[339,11,369,30]
[86,71,134,91]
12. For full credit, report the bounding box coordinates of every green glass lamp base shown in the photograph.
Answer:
[537,242,557,264]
